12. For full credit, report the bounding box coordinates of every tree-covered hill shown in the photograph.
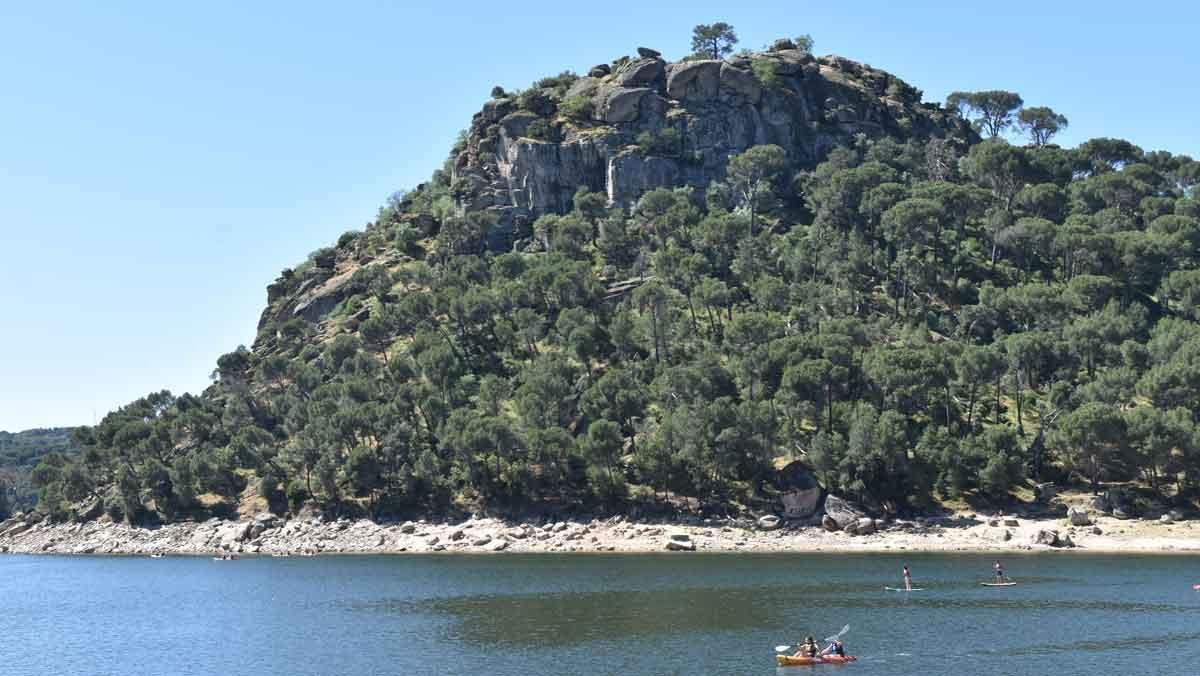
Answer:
[30,33,1200,524]
[0,428,77,516]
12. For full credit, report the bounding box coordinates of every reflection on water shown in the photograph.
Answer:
[350,586,788,647]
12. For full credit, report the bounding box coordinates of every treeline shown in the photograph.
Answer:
[31,110,1200,522]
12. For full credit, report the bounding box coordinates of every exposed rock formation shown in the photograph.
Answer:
[821,494,865,531]
[453,47,970,238]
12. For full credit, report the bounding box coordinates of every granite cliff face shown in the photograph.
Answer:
[452,42,971,241]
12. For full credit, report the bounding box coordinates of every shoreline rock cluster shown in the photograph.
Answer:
[2,507,1197,557]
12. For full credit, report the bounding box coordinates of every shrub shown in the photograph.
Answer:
[517,88,555,116]
[535,70,578,97]
[752,60,781,89]
[525,119,561,142]
[636,128,682,157]
[560,95,595,122]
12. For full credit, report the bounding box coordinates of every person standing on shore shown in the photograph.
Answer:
[903,565,912,591]
[994,560,1005,582]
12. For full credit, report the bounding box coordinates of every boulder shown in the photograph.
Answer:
[425,535,440,546]
[757,515,782,531]
[1058,534,1075,548]
[218,521,253,546]
[1033,529,1060,547]
[665,533,695,551]
[1089,495,1109,512]
[1067,507,1091,527]
[1033,482,1058,503]
[1113,507,1132,520]
[449,529,466,541]
[719,63,762,103]
[636,47,661,59]
[487,539,509,552]
[588,64,611,78]
[1168,509,1186,522]
[855,517,876,535]
[471,534,493,547]
[1091,526,1103,535]
[1159,514,1174,525]
[822,495,865,530]
[665,60,722,100]
[595,86,655,123]
[821,515,840,532]
[614,58,665,87]
[400,521,417,534]
[1003,518,1020,527]
[1002,529,1013,542]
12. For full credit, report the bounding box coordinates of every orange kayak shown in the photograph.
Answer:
[777,655,857,666]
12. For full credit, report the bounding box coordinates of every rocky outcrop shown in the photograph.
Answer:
[822,495,865,531]
[776,461,822,519]
[453,47,970,240]
[1068,507,1091,526]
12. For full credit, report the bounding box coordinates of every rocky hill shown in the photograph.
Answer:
[28,37,1200,528]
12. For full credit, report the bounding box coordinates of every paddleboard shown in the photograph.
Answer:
[981,582,1017,587]
[884,586,924,591]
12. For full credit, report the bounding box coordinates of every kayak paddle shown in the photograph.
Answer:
[824,624,851,643]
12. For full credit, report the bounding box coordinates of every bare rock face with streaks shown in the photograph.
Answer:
[453,46,968,239]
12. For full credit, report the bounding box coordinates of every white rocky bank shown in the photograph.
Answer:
[2,509,1197,556]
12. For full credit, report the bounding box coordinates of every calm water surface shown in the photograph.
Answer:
[2,552,1198,675]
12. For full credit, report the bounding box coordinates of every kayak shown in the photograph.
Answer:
[777,655,857,666]
[884,586,924,591]
[981,582,1016,587]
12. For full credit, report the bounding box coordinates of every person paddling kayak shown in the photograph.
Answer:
[993,560,1005,583]
[903,565,913,591]
[793,636,819,659]
[820,639,846,658]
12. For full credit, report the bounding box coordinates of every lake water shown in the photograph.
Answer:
[2,552,1198,675]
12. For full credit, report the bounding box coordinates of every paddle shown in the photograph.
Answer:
[775,624,850,653]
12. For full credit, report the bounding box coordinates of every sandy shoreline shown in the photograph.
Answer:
[1,509,1197,557]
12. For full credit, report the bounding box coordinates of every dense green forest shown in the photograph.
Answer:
[0,428,77,517]
[27,34,1200,525]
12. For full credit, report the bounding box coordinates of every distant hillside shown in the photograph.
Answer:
[0,428,77,515]
[29,32,1200,526]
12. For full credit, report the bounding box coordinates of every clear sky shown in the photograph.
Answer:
[1,1,1197,432]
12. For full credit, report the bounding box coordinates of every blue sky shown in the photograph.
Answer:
[1,1,1197,432]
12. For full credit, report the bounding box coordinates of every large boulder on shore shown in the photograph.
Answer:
[1068,507,1091,527]
[822,495,865,531]
[665,532,695,551]
[757,514,782,531]
[1033,529,1060,546]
